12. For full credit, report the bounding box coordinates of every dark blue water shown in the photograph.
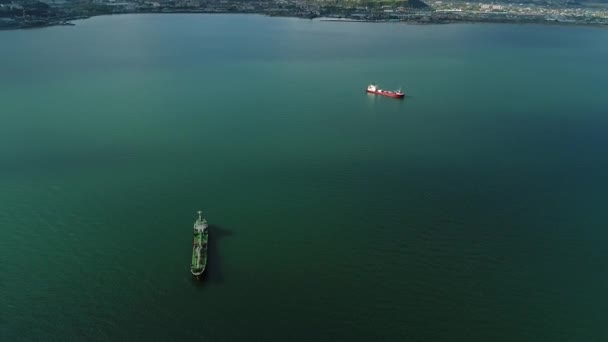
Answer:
[1,14,608,341]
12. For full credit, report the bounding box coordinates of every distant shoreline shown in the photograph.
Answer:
[318,17,608,28]
[1,11,607,32]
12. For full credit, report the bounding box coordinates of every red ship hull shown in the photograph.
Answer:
[366,89,405,99]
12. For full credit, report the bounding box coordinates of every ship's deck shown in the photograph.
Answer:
[191,230,207,271]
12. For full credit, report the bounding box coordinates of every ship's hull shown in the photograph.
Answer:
[366,89,405,99]
[191,229,208,277]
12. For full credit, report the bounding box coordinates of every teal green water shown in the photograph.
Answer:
[2,14,608,341]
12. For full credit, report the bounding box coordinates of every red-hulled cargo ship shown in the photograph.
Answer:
[366,83,405,99]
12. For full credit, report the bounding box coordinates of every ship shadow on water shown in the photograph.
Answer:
[192,224,233,286]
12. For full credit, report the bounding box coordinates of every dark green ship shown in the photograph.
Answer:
[191,211,208,279]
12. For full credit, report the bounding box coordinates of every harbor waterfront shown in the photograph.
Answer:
[1,14,608,341]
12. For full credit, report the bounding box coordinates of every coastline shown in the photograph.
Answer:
[1,11,607,31]
[318,17,608,28]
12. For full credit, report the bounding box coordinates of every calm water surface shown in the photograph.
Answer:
[1,14,608,341]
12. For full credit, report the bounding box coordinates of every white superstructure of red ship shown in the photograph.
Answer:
[366,84,405,99]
